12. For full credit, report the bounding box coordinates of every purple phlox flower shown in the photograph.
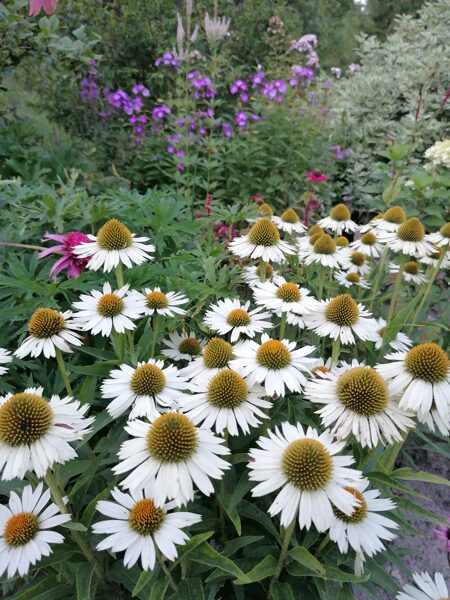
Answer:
[38,232,91,279]
[155,52,179,70]
[331,67,341,79]
[290,33,317,52]
[289,78,298,87]
[152,104,171,120]
[235,111,248,128]
[348,63,361,76]
[250,114,261,121]
[167,145,176,154]
[188,71,216,99]
[230,79,248,94]
[177,163,185,171]
[132,83,150,97]
[251,71,265,89]
[222,122,233,137]
[175,150,185,158]
[433,517,450,552]
[291,65,314,83]
[307,51,320,68]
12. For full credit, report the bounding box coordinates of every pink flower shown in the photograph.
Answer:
[29,0,58,16]
[433,516,450,552]
[38,232,91,279]
[306,169,328,183]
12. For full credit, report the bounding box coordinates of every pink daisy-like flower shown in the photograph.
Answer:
[306,169,328,183]
[38,232,91,279]
[29,0,58,16]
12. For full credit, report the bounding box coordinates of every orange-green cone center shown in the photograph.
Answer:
[97,293,125,317]
[256,340,291,370]
[226,308,251,327]
[131,364,166,396]
[0,393,52,447]
[28,308,65,339]
[281,208,299,223]
[325,294,359,327]
[330,204,351,222]
[337,367,389,416]
[4,512,39,547]
[405,343,448,383]
[276,283,301,303]
[397,218,425,242]
[313,234,336,255]
[203,338,234,369]
[129,499,165,535]
[97,219,133,250]
[248,218,280,246]
[282,438,333,490]
[333,487,368,523]
[178,337,202,356]
[207,369,248,409]
[147,412,198,463]
[146,291,169,310]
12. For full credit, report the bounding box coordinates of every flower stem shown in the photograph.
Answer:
[259,260,267,283]
[279,312,287,339]
[387,263,404,322]
[150,314,160,357]
[269,519,296,597]
[369,246,389,311]
[330,338,341,366]
[315,533,330,557]
[160,557,178,591]
[55,349,73,396]
[115,263,124,289]
[317,268,326,300]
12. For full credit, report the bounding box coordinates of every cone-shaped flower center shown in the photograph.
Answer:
[131,364,166,396]
[282,438,333,490]
[203,338,234,369]
[257,203,273,217]
[345,272,360,284]
[97,219,133,250]
[309,233,322,245]
[129,499,165,536]
[276,283,301,302]
[336,236,349,247]
[207,369,248,409]
[333,487,368,523]
[147,412,198,463]
[440,222,450,238]
[256,263,273,279]
[313,234,336,255]
[397,217,425,242]
[384,206,406,225]
[308,225,323,237]
[281,208,299,223]
[4,512,39,547]
[405,343,448,383]
[256,340,291,370]
[28,308,65,339]
[248,218,280,246]
[337,367,388,416]
[226,308,251,327]
[404,261,419,275]
[97,293,125,317]
[312,365,330,376]
[325,294,359,327]
[146,291,169,310]
[361,232,376,245]
[350,252,365,267]
[0,393,52,447]
[178,337,201,356]
[330,203,351,222]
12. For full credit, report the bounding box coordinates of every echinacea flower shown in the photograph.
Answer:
[350,231,384,258]
[101,360,189,419]
[299,234,342,268]
[253,279,318,317]
[230,333,316,397]
[161,331,206,362]
[72,282,145,337]
[390,261,427,284]
[248,422,362,531]
[15,308,83,359]
[272,209,307,235]
[334,271,370,289]
[396,572,449,600]
[373,318,412,353]
[419,246,450,269]
[0,482,70,579]
[329,479,398,571]
[318,204,358,235]
[29,0,58,16]
[342,251,370,276]
[306,169,327,183]
[229,218,295,263]
[379,217,434,258]
[305,363,414,447]
[0,349,12,375]
[203,299,272,342]
[38,232,91,279]
[426,222,450,247]
[138,288,188,317]
[242,264,285,286]
[178,368,270,436]
[305,294,378,345]
[113,412,230,505]
[376,343,450,434]
[375,206,406,232]
[73,219,154,272]
[0,386,93,480]
[92,486,201,571]
[180,337,235,383]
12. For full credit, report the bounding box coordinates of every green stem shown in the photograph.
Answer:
[317,268,326,301]
[369,246,389,311]
[115,263,124,289]
[315,533,330,557]
[387,263,404,322]
[161,557,178,591]
[259,259,267,283]
[111,330,125,362]
[55,349,73,396]
[330,338,341,366]
[269,519,296,597]
[150,314,160,357]
[45,471,104,581]
[279,312,287,340]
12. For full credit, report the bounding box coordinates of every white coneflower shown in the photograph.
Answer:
[334,271,370,289]
[305,363,414,447]
[375,206,406,232]
[92,485,200,571]
[359,214,384,234]
[204,12,230,43]
[15,308,82,359]
[253,279,318,318]
[299,234,342,268]
[396,572,449,600]
[0,482,70,578]
[248,423,362,532]
[379,217,434,258]
[329,479,397,572]
[0,349,12,375]
[342,251,370,276]
[242,264,285,287]
[229,218,295,263]
[72,282,145,337]
[73,218,154,272]
[272,208,307,235]
[376,343,449,431]
[305,294,378,345]
[296,225,324,255]
[161,331,206,362]
[138,288,188,317]
[178,368,270,436]
[230,333,316,397]
[203,298,272,343]
[0,386,93,480]
[390,261,427,284]
[318,204,358,235]
[113,412,230,505]
[350,231,384,258]
[426,222,450,247]
[101,360,189,419]
[373,318,412,353]
[180,337,235,383]
[419,246,450,269]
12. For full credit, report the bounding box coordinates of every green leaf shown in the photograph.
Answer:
[235,555,278,584]
[223,535,264,557]
[288,546,326,576]
[177,578,205,600]
[132,568,160,597]
[63,521,87,532]
[8,578,70,600]
[239,500,281,543]
[70,360,118,376]
[190,541,249,583]
[172,531,214,567]
[149,577,170,600]
[76,563,95,600]
[366,471,428,499]
[269,581,295,600]
[392,467,450,487]
[324,566,369,583]
[395,496,450,526]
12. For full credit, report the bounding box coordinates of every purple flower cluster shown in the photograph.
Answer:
[330,145,351,160]
[152,104,171,120]
[155,52,179,70]
[261,79,287,103]
[290,65,314,86]
[290,33,320,69]
[80,60,99,103]
[101,83,150,142]
[188,71,216,100]
[330,67,341,79]
[230,79,248,103]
